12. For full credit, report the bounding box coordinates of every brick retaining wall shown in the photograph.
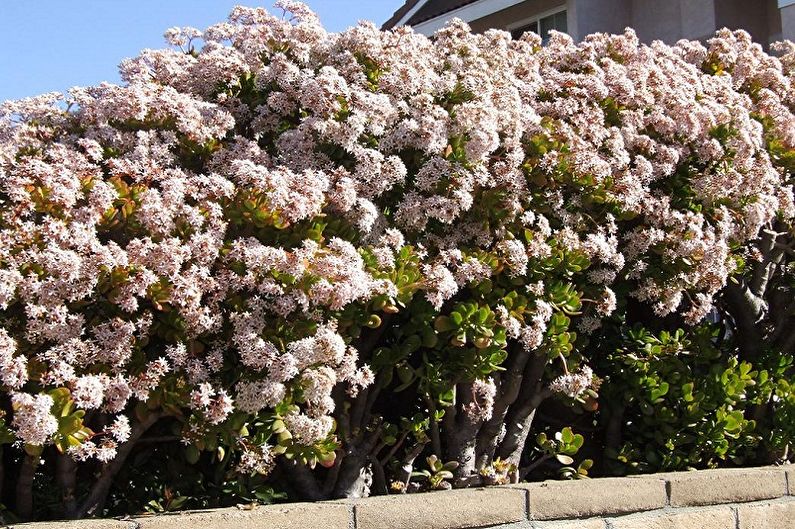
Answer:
[12,466,794,529]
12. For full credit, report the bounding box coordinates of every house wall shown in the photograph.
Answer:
[569,0,631,40]
[715,0,773,45]
[431,0,786,46]
[628,0,715,43]
[680,0,718,40]
[628,0,683,42]
[467,0,718,42]
[768,0,784,42]
[781,3,795,40]
[468,0,567,34]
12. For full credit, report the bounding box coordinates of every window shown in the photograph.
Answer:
[510,9,568,43]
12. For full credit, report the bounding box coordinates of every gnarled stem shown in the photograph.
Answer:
[280,458,324,501]
[496,352,551,468]
[15,452,38,521]
[722,282,766,361]
[56,452,78,518]
[395,439,428,492]
[76,411,162,518]
[476,350,544,468]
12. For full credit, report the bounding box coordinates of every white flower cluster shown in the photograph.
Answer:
[548,366,595,399]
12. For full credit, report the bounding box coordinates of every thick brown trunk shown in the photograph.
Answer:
[76,412,161,518]
[56,453,79,518]
[442,382,482,482]
[495,353,550,469]
[332,418,383,498]
[447,428,478,483]
[476,351,545,468]
[394,439,428,492]
[0,445,4,505]
[279,458,324,500]
[498,407,539,471]
[722,282,765,362]
[602,403,625,474]
[332,451,371,498]
[15,452,38,521]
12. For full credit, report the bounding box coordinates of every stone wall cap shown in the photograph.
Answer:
[607,504,736,529]
[12,520,135,529]
[130,501,351,529]
[736,497,795,528]
[10,465,795,529]
[339,487,527,529]
[504,475,666,520]
[665,466,787,507]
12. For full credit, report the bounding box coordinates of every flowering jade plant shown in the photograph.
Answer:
[0,1,793,520]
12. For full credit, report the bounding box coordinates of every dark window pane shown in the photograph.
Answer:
[511,20,539,40]
[539,10,566,44]
[555,11,568,33]
[540,14,555,37]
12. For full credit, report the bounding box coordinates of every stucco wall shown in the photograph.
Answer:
[782,3,795,41]
[715,0,776,45]
[468,0,718,42]
[681,0,719,40]
[628,0,715,43]
[569,0,630,41]
[461,0,784,46]
[767,0,784,42]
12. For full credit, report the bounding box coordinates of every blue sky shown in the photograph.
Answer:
[0,1,398,102]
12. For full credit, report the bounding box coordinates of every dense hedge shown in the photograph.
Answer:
[0,2,793,521]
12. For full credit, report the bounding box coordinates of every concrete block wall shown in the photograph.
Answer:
[11,465,794,529]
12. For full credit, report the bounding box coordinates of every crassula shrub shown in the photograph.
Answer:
[593,324,795,474]
[0,1,794,520]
